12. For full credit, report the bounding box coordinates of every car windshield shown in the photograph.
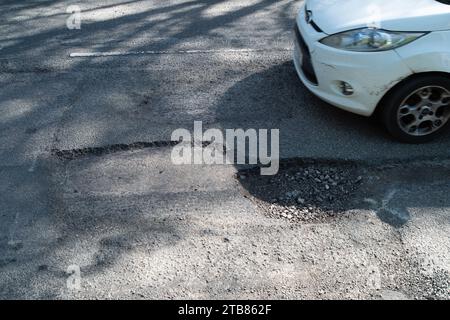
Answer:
[437,0,450,4]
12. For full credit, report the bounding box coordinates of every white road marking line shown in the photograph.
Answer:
[69,48,291,58]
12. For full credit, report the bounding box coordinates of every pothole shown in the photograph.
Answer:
[237,161,362,223]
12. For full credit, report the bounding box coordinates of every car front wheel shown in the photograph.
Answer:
[381,75,450,143]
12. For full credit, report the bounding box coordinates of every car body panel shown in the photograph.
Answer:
[306,0,450,34]
[294,5,413,116]
[395,30,450,74]
[294,1,450,117]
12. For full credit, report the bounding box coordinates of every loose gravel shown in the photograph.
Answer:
[238,162,362,222]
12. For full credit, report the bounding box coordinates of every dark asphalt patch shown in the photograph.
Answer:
[51,140,180,160]
[238,161,362,223]
[237,159,450,225]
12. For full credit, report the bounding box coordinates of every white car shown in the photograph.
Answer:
[293,0,450,142]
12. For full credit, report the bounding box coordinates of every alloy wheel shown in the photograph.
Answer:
[397,86,450,136]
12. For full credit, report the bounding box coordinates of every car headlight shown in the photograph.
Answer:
[320,28,426,52]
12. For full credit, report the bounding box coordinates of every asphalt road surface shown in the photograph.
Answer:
[0,0,449,299]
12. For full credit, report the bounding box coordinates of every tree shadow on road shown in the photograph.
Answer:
[1,0,450,299]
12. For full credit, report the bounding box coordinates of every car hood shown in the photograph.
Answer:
[306,0,450,34]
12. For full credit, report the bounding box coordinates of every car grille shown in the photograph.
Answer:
[294,24,318,85]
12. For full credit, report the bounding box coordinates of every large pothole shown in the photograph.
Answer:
[237,161,362,223]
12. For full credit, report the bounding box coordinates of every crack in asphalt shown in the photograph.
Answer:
[51,140,180,160]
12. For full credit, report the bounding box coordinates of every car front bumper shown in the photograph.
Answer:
[293,6,413,117]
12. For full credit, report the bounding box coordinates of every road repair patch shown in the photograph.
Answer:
[238,159,450,227]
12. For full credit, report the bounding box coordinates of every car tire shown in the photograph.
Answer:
[380,74,450,143]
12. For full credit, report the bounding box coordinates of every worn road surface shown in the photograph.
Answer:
[0,0,449,299]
